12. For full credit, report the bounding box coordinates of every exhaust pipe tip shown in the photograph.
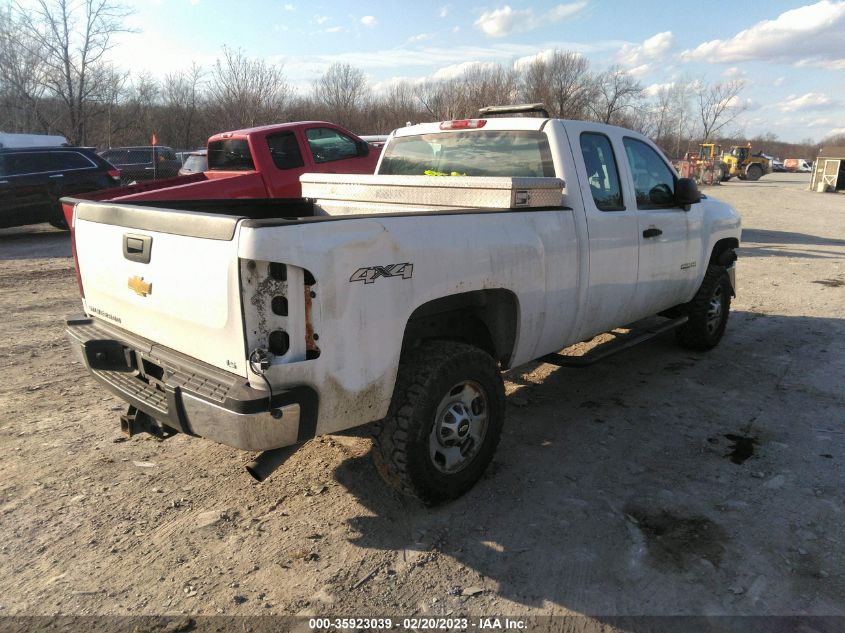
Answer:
[246,445,299,483]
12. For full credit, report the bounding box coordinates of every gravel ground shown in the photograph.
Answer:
[0,173,843,627]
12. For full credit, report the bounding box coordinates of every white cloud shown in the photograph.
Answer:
[773,76,786,86]
[432,61,499,80]
[438,5,449,18]
[643,81,676,97]
[474,2,587,37]
[188,0,199,5]
[627,64,652,78]
[780,92,835,111]
[513,49,557,70]
[824,126,845,138]
[325,26,344,33]
[725,96,760,111]
[617,31,674,67]
[361,15,377,27]
[314,15,329,24]
[680,0,845,66]
[474,6,532,37]
[546,2,589,21]
[722,66,746,78]
[283,3,295,10]
[408,33,434,43]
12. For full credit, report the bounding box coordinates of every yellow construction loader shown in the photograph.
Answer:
[720,144,771,181]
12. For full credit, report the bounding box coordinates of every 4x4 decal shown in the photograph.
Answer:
[350,263,414,284]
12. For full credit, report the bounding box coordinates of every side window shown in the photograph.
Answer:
[50,151,94,170]
[127,150,151,164]
[100,149,121,163]
[4,152,50,176]
[156,148,177,162]
[305,127,358,164]
[267,132,304,170]
[579,132,624,211]
[623,137,676,208]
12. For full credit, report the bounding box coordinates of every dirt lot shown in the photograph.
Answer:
[0,173,843,626]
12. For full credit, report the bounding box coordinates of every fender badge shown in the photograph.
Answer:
[128,276,152,297]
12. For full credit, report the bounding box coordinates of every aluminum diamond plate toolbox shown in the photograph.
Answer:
[300,174,565,210]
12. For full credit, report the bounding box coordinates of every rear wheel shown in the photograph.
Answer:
[676,265,732,350]
[745,164,763,181]
[372,341,505,504]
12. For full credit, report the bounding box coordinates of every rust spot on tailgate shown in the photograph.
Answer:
[304,283,320,358]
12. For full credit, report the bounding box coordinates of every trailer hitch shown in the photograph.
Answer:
[120,405,177,440]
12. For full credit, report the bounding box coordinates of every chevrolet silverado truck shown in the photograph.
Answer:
[63,107,740,503]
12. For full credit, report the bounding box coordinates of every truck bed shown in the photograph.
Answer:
[65,175,568,228]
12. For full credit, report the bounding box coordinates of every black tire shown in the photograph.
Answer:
[48,218,69,230]
[48,203,69,230]
[372,341,505,504]
[676,265,732,350]
[745,164,763,181]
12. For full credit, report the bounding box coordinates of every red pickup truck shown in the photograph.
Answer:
[67,121,381,212]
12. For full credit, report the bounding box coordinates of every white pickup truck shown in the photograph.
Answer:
[64,107,740,503]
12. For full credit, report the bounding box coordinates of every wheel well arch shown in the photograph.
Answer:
[709,237,739,266]
[401,289,519,368]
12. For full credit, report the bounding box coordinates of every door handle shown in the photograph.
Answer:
[123,233,152,264]
[642,227,663,238]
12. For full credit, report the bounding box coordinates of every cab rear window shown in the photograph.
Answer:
[207,139,255,171]
[379,130,554,177]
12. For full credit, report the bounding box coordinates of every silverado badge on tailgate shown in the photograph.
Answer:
[128,276,152,297]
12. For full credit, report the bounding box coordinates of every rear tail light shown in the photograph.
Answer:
[440,119,487,130]
[107,168,120,180]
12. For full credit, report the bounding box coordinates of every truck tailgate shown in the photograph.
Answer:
[73,201,248,377]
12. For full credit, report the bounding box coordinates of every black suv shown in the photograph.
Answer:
[99,146,181,183]
[0,146,121,229]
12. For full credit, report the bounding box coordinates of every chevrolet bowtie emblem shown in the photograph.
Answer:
[128,276,152,297]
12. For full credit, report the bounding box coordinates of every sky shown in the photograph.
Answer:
[110,0,845,143]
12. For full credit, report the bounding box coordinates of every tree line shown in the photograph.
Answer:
[1,0,836,160]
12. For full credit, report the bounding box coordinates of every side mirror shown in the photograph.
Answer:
[356,140,370,157]
[675,177,700,209]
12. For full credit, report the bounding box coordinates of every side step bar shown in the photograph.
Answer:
[540,316,689,368]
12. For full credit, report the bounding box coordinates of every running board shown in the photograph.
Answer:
[540,316,689,368]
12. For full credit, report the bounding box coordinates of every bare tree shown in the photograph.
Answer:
[459,65,518,115]
[312,62,370,129]
[162,63,205,148]
[10,0,133,144]
[88,64,127,147]
[695,79,747,141]
[521,50,593,119]
[370,80,421,131]
[415,79,461,121]
[639,81,694,156]
[208,46,289,130]
[589,65,643,125]
[0,5,53,132]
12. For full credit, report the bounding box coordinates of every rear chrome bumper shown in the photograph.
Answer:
[65,316,317,451]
